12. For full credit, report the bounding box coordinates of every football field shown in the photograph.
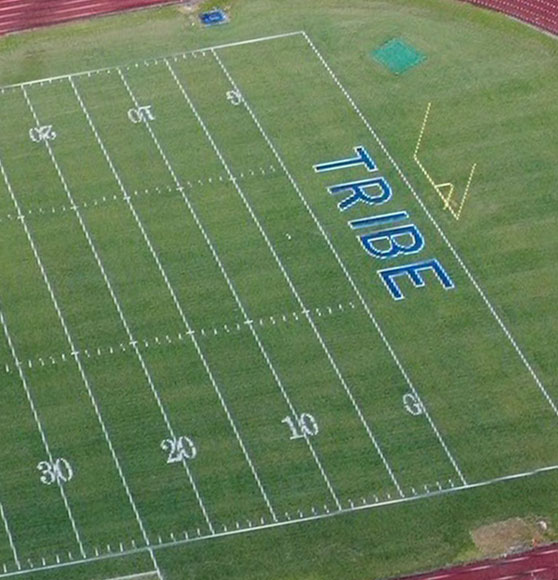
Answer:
[0,28,556,579]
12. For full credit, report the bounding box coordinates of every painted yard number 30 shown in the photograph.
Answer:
[37,458,73,485]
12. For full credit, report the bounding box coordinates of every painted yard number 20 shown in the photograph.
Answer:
[161,436,197,464]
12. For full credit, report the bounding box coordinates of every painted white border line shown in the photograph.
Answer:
[299,32,558,419]
[0,31,304,92]
[0,462,557,579]
[211,39,466,485]
[0,29,552,578]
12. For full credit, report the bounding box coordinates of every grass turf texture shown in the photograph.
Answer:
[0,1,557,579]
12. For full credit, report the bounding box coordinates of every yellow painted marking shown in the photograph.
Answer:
[413,102,477,221]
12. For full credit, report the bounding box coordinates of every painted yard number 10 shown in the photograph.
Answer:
[282,413,319,440]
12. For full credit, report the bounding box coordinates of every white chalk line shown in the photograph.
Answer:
[0,503,19,570]
[20,85,168,578]
[213,39,467,486]
[70,73,277,523]
[159,59,342,510]
[21,88,213,580]
[210,50,404,498]
[0,463,557,579]
[1,301,357,374]
[0,159,87,560]
[300,32,558,421]
[0,168,277,226]
[0,31,305,92]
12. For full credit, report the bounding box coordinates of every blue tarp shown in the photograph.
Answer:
[200,10,228,26]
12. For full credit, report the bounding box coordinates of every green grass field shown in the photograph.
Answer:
[0,2,556,579]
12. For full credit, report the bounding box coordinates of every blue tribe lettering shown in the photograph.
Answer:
[314,146,455,301]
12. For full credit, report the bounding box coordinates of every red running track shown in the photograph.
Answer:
[0,0,178,35]
[462,0,558,35]
[399,544,558,580]
[0,0,555,36]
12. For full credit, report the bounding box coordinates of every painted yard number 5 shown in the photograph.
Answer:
[226,90,242,106]
[282,413,319,440]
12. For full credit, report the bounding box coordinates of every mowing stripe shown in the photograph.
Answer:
[0,172,87,559]
[15,85,166,578]
[68,76,278,523]
[301,31,558,421]
[0,461,557,579]
[117,63,342,511]
[0,31,305,92]
[0,153,164,577]
[211,43,467,486]
[20,84,213,540]
[184,49,405,499]
[0,503,19,570]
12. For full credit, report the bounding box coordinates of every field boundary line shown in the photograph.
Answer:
[18,85,167,578]
[69,76,278,524]
[0,31,304,92]
[0,167,87,559]
[213,42,466,486]
[21,85,213,544]
[0,501,19,569]
[105,572,157,580]
[156,59,343,510]
[301,31,558,421]
[1,462,557,579]
[208,49,404,498]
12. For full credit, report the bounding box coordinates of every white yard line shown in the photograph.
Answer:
[0,31,305,92]
[20,85,213,543]
[117,64,342,511]
[7,86,165,577]
[69,76,278,523]
[211,45,467,486]
[211,50,404,498]
[1,461,557,579]
[0,185,87,559]
[301,31,558,420]
[0,503,20,570]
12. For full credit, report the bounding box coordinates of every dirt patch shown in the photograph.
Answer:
[176,0,211,15]
[471,517,551,557]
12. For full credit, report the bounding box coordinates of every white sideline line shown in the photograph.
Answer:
[0,200,86,558]
[21,85,213,542]
[0,31,304,92]
[0,502,19,569]
[0,461,557,579]
[105,571,157,580]
[207,50,404,498]
[16,86,165,578]
[301,32,558,420]
[157,60,342,511]
[212,43,467,486]
[68,77,278,524]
